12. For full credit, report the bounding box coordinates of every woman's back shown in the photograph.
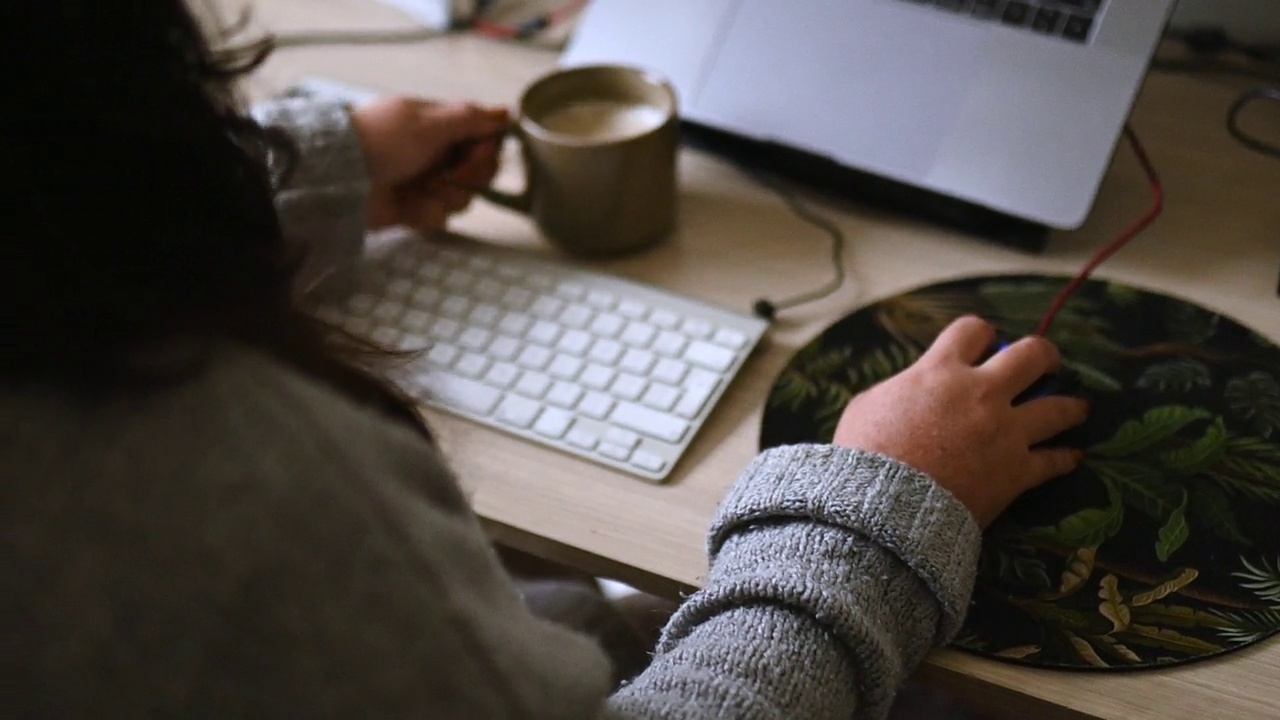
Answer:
[4,342,617,717]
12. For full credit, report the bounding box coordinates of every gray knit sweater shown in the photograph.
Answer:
[4,99,982,719]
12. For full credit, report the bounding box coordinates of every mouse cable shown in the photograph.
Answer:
[270,0,586,49]
[1035,124,1165,337]
[740,168,849,323]
[1228,85,1280,159]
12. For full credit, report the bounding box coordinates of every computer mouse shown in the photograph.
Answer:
[985,335,1084,405]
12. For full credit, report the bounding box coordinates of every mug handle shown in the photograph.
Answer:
[479,126,532,214]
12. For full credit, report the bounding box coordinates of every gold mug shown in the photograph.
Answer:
[482,64,680,256]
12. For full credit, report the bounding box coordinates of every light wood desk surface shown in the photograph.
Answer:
[232,1,1279,717]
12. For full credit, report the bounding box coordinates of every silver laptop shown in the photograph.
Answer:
[561,0,1176,230]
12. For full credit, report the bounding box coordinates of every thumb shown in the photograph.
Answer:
[421,103,510,147]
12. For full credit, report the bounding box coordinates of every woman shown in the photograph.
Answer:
[3,2,1089,718]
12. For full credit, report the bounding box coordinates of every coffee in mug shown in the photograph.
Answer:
[481,65,680,257]
[537,100,668,143]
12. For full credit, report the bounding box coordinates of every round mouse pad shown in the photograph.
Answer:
[760,274,1280,670]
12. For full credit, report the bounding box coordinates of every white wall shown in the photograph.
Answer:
[1169,0,1280,44]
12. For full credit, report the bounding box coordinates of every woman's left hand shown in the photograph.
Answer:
[351,97,509,234]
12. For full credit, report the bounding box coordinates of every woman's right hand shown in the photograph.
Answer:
[832,315,1089,527]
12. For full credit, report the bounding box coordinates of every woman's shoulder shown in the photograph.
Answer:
[2,340,463,517]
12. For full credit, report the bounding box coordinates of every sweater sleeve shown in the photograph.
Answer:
[607,444,983,720]
[251,98,371,299]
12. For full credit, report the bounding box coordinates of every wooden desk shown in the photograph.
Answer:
[232,1,1280,717]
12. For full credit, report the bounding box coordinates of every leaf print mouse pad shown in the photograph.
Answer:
[760,275,1280,670]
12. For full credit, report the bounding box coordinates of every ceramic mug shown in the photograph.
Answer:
[482,64,680,256]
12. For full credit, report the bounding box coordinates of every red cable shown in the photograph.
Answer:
[472,0,586,39]
[1035,124,1165,337]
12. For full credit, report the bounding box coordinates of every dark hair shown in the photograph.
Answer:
[1,2,427,435]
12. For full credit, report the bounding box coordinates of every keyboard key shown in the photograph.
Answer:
[498,313,533,336]
[680,318,714,339]
[411,286,441,308]
[424,372,501,416]
[1032,7,1061,32]
[468,303,502,328]
[971,0,999,19]
[1054,0,1100,9]
[559,305,594,329]
[372,303,399,322]
[610,373,648,402]
[438,296,471,318]
[473,278,504,301]
[547,354,585,380]
[517,345,553,370]
[458,328,492,351]
[443,270,474,292]
[579,392,615,420]
[588,339,624,365]
[684,340,735,372]
[711,328,749,350]
[581,364,616,391]
[590,313,626,338]
[530,296,564,319]
[686,367,720,389]
[641,383,681,413]
[935,0,965,11]
[502,287,535,308]
[534,407,573,439]
[488,336,520,361]
[403,309,431,331]
[620,348,656,375]
[429,318,460,341]
[611,402,689,444]
[484,362,520,389]
[497,395,542,428]
[652,331,687,358]
[527,320,561,346]
[546,381,584,409]
[1062,14,1093,42]
[585,290,616,309]
[417,263,445,281]
[526,272,555,291]
[494,263,524,281]
[566,424,599,450]
[466,255,495,272]
[1002,1,1029,25]
[675,382,716,419]
[617,300,648,319]
[555,281,587,301]
[371,326,400,345]
[515,371,552,399]
[556,329,593,357]
[652,358,688,385]
[598,443,632,461]
[650,309,679,329]
[630,450,666,474]
[604,428,641,451]
[454,353,490,379]
[620,322,658,348]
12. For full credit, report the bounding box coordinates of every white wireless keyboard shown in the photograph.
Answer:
[317,238,769,482]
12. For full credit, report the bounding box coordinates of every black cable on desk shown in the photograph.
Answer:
[739,169,851,323]
[1227,86,1280,159]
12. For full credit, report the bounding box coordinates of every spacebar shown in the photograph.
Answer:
[610,402,689,444]
[424,373,502,416]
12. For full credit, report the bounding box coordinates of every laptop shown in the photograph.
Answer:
[561,0,1176,232]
